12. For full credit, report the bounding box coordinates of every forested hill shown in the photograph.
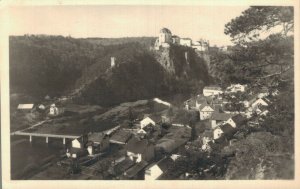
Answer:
[9,35,210,106]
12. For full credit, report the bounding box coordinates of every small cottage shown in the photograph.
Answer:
[145,157,174,180]
[226,84,247,93]
[140,114,161,129]
[17,104,34,112]
[109,129,132,145]
[210,112,234,129]
[126,137,155,163]
[87,132,110,156]
[180,38,192,47]
[226,114,246,128]
[203,86,223,97]
[213,123,235,140]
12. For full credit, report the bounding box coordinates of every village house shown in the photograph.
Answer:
[172,35,180,44]
[49,103,64,116]
[210,112,235,129]
[126,137,155,163]
[180,38,192,47]
[199,103,214,120]
[203,86,223,97]
[108,157,135,177]
[155,126,191,154]
[17,104,34,112]
[226,114,247,128]
[144,157,174,180]
[122,160,149,179]
[251,97,269,110]
[109,129,132,145]
[86,132,110,156]
[213,123,236,140]
[226,84,247,93]
[66,136,88,158]
[140,114,161,129]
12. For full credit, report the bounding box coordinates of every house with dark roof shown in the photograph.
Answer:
[210,112,235,129]
[226,114,247,128]
[109,129,132,145]
[213,123,236,140]
[86,132,110,156]
[140,114,161,129]
[122,160,149,179]
[144,157,174,180]
[126,137,155,163]
[108,158,135,176]
[155,126,191,154]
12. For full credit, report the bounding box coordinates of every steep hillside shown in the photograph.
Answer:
[9,35,210,106]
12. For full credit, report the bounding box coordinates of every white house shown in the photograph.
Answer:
[203,86,223,97]
[251,98,269,109]
[226,84,247,93]
[180,38,192,47]
[199,104,214,120]
[49,104,59,116]
[145,157,174,180]
[140,117,155,129]
[72,138,82,148]
[140,114,161,129]
[17,104,34,111]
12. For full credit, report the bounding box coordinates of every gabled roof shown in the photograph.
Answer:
[204,86,222,91]
[199,104,214,111]
[196,95,207,104]
[124,160,148,178]
[126,137,152,154]
[202,130,213,138]
[156,157,174,172]
[112,158,135,175]
[219,123,235,133]
[143,114,161,123]
[211,113,234,121]
[109,129,132,144]
[160,28,172,34]
[88,132,107,143]
[17,104,34,109]
[230,114,246,125]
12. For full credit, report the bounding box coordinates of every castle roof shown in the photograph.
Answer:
[160,28,172,34]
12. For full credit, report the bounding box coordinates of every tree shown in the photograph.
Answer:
[222,6,294,86]
[225,6,293,43]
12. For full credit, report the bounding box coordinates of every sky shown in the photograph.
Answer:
[8,5,249,46]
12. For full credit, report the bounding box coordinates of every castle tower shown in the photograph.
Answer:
[158,28,172,45]
[111,57,116,68]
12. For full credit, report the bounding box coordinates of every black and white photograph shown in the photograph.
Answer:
[1,0,299,188]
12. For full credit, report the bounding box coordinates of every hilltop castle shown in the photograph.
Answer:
[154,27,209,52]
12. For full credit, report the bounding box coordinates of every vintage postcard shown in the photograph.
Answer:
[1,0,299,188]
